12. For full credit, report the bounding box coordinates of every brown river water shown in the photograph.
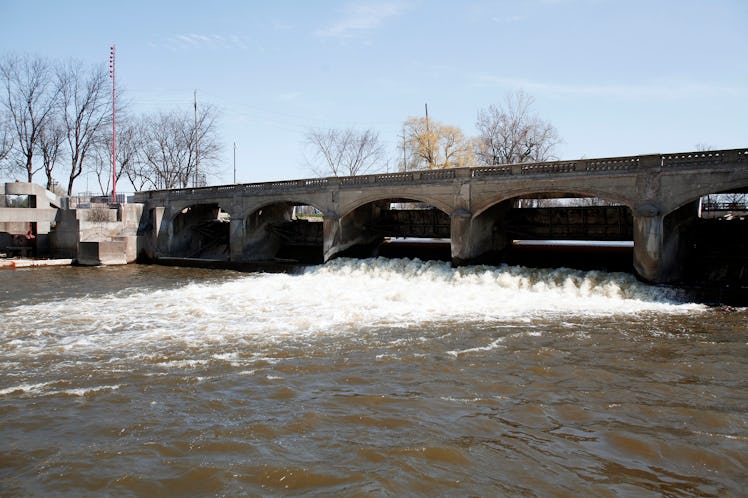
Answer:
[0,259,746,496]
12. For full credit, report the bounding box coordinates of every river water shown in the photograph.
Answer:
[1,259,746,496]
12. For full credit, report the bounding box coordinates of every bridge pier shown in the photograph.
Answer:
[633,201,699,283]
[450,203,511,266]
[240,203,293,261]
[323,204,384,261]
[229,216,244,262]
[322,215,339,262]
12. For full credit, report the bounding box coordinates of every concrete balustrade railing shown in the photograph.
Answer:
[135,148,748,202]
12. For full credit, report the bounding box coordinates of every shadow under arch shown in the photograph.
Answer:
[664,183,748,285]
[338,191,454,222]
[164,202,231,259]
[242,199,326,263]
[328,195,452,261]
[466,189,636,272]
[472,186,636,218]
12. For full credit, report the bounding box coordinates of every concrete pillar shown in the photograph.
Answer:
[450,203,510,265]
[633,201,698,283]
[322,213,340,262]
[450,209,474,265]
[239,203,292,261]
[322,204,382,261]
[49,209,80,258]
[229,217,244,261]
[633,212,663,282]
[155,206,175,258]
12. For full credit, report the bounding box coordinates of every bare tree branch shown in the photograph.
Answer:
[305,127,384,177]
[108,114,144,191]
[58,60,112,195]
[0,110,12,166]
[37,116,64,190]
[140,106,221,189]
[475,90,560,165]
[0,54,60,182]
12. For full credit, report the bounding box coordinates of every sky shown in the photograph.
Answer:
[2,0,747,191]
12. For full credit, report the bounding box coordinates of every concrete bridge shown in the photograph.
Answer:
[134,148,748,284]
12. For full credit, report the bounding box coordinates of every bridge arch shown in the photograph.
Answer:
[663,179,748,217]
[337,192,454,221]
[472,186,635,218]
[656,180,748,286]
[326,194,452,261]
[238,198,326,263]
[159,202,231,260]
[452,187,636,270]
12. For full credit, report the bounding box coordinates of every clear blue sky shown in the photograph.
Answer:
[2,0,747,189]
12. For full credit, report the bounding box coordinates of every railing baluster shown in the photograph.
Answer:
[133,147,747,203]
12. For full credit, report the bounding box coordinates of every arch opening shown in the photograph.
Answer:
[699,190,748,220]
[169,203,230,260]
[676,188,748,285]
[335,198,451,261]
[478,193,635,272]
[244,202,324,263]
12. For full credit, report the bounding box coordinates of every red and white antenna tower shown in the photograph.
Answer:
[109,45,117,203]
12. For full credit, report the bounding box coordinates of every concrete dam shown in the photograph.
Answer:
[2,147,747,295]
[132,147,748,288]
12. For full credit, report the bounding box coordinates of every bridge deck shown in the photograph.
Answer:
[135,148,748,201]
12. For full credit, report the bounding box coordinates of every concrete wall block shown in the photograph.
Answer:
[114,235,139,263]
[77,240,127,266]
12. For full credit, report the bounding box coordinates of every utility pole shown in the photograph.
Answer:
[109,45,117,203]
[424,102,433,168]
[401,126,407,172]
[194,90,199,188]
[233,142,237,184]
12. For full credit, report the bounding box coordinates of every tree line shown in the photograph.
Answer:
[305,91,561,177]
[0,54,220,195]
[1,54,561,193]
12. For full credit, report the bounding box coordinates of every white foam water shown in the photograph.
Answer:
[1,258,703,360]
[1,259,745,497]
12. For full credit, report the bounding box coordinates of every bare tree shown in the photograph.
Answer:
[192,103,221,185]
[0,111,12,166]
[91,119,140,196]
[37,117,65,190]
[0,54,60,182]
[140,105,221,189]
[402,117,475,170]
[102,114,145,191]
[90,146,112,195]
[58,60,112,195]
[475,90,560,165]
[140,111,188,189]
[305,127,384,177]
